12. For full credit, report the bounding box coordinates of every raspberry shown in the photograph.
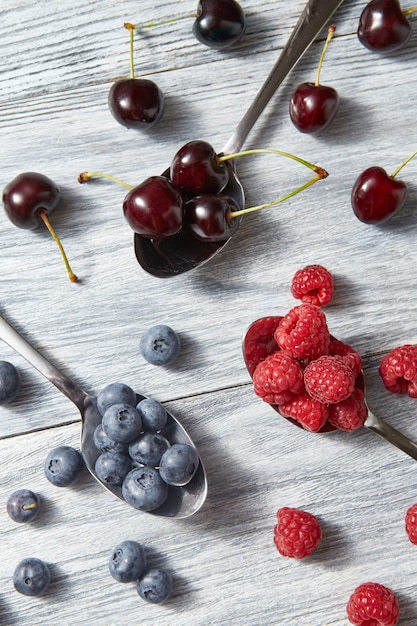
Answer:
[328,388,368,431]
[329,337,362,378]
[274,507,322,558]
[274,303,330,361]
[405,502,417,544]
[244,316,282,377]
[280,392,328,432]
[290,264,334,307]
[304,355,355,404]
[252,351,304,405]
[346,582,399,626]
[379,344,417,398]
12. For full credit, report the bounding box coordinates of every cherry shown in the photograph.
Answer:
[357,0,417,52]
[184,194,240,242]
[109,24,164,130]
[193,0,246,49]
[2,172,78,282]
[289,25,339,134]
[122,176,183,238]
[170,140,229,196]
[351,149,417,223]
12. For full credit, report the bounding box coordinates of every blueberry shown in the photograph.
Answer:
[97,382,136,416]
[13,557,51,596]
[93,423,129,454]
[136,398,167,432]
[0,360,21,405]
[137,568,173,604]
[122,466,168,511]
[7,489,41,523]
[159,443,199,486]
[102,403,143,443]
[109,540,146,583]
[128,433,170,467]
[95,451,132,485]
[140,325,181,366]
[44,445,84,487]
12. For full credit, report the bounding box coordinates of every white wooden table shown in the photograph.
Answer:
[1,1,417,624]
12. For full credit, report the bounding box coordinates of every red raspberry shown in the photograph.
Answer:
[346,582,399,626]
[252,351,304,405]
[329,337,362,379]
[280,392,328,432]
[290,264,334,307]
[274,507,322,558]
[304,355,355,404]
[328,388,368,431]
[405,502,417,544]
[274,303,330,361]
[379,344,417,398]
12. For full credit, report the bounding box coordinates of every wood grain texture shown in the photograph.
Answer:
[1,0,417,624]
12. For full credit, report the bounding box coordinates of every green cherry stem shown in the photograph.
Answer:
[315,24,336,87]
[124,23,136,79]
[77,171,133,190]
[38,210,78,283]
[403,7,417,16]
[390,148,417,178]
[126,14,196,31]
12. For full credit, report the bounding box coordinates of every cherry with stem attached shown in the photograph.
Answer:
[289,25,339,134]
[351,148,417,223]
[358,0,417,52]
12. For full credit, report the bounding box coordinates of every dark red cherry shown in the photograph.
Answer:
[2,171,60,229]
[170,140,229,197]
[358,0,411,52]
[193,0,245,49]
[123,176,184,238]
[108,78,164,130]
[351,166,408,223]
[184,194,240,242]
[289,83,339,134]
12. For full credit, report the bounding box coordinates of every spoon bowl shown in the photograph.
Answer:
[0,313,208,518]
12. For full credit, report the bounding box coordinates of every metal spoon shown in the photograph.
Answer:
[243,316,417,461]
[0,313,208,518]
[134,0,346,278]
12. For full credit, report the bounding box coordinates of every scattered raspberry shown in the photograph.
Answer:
[280,392,328,432]
[304,355,355,404]
[346,582,399,626]
[274,507,322,558]
[274,303,330,361]
[405,502,417,544]
[379,344,417,398]
[290,264,334,307]
[252,351,304,405]
[329,337,362,379]
[328,388,368,431]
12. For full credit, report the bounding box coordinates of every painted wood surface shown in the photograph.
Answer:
[1,0,417,624]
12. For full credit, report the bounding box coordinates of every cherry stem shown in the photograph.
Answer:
[390,149,417,179]
[403,7,417,16]
[218,148,326,175]
[38,211,78,283]
[123,23,136,80]
[125,14,196,30]
[315,24,336,87]
[77,171,134,190]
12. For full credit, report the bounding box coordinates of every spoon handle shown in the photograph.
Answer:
[365,410,417,461]
[222,0,345,155]
[0,313,87,411]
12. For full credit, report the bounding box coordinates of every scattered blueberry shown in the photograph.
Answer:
[44,445,84,487]
[102,403,143,443]
[13,557,51,596]
[7,489,41,523]
[137,568,173,604]
[128,433,170,467]
[159,443,199,486]
[95,451,132,485]
[97,382,136,416]
[109,540,147,583]
[136,398,167,432]
[122,466,168,511]
[0,360,21,405]
[140,324,181,366]
[93,423,129,454]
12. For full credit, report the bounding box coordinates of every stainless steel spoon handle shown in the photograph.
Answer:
[0,314,87,411]
[222,0,345,155]
[365,410,417,461]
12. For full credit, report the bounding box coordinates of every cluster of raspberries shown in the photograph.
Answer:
[252,301,367,432]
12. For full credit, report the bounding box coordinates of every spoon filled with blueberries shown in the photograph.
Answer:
[0,312,208,518]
